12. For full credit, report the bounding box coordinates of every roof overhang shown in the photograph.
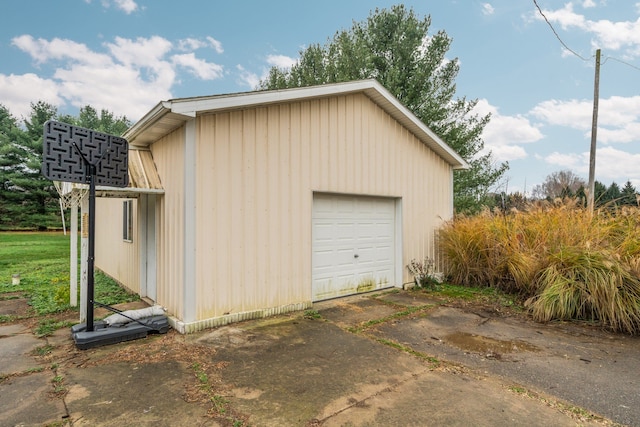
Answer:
[124,79,469,170]
[96,186,165,198]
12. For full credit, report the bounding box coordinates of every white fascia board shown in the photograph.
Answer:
[123,101,169,142]
[124,102,195,145]
[167,80,378,116]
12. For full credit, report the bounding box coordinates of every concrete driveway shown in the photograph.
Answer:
[1,290,637,426]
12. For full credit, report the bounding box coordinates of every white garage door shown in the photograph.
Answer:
[312,194,397,301]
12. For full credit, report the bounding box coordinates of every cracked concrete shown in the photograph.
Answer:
[1,291,638,426]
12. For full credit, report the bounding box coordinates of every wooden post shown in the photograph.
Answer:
[70,201,78,307]
[80,194,89,322]
[587,49,601,213]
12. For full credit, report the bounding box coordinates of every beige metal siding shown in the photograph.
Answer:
[151,127,185,318]
[95,198,140,293]
[193,93,452,320]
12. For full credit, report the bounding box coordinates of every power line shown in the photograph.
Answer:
[534,0,640,73]
[533,0,592,62]
[602,56,640,72]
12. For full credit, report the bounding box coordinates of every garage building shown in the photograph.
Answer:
[94,79,468,333]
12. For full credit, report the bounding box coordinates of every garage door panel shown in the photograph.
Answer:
[313,250,336,269]
[375,220,393,236]
[356,222,376,239]
[312,194,397,301]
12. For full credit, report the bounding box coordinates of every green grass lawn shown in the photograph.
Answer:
[0,231,139,318]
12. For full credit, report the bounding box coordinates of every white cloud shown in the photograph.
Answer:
[582,0,596,8]
[266,54,297,69]
[2,34,226,120]
[106,36,173,68]
[102,0,138,15]
[535,3,640,57]
[489,145,529,162]
[207,37,224,54]
[172,53,224,80]
[545,146,640,184]
[12,35,111,66]
[0,74,62,119]
[481,3,495,16]
[472,99,543,162]
[530,98,591,129]
[236,64,260,89]
[530,95,640,144]
[113,0,138,14]
[89,0,138,14]
[55,62,172,118]
[177,37,224,54]
[177,38,208,51]
[545,151,586,171]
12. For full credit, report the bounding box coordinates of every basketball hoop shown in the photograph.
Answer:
[54,180,89,209]
[42,120,129,336]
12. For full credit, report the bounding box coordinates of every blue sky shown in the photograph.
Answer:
[2,0,639,194]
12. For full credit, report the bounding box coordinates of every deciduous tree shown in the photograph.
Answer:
[532,170,586,200]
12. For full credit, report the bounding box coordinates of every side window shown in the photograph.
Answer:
[123,199,133,242]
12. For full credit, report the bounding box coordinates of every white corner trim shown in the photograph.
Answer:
[183,118,197,323]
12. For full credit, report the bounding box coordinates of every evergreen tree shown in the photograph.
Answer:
[259,5,507,214]
[61,105,131,136]
[19,102,58,228]
[0,105,23,227]
[606,182,622,206]
[593,180,607,207]
[575,185,587,207]
[0,102,130,229]
[621,180,637,206]
[0,102,59,229]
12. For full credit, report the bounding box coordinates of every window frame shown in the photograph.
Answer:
[123,199,133,242]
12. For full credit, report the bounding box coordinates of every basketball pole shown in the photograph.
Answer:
[86,164,96,332]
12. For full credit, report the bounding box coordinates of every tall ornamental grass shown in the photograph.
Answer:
[438,199,640,334]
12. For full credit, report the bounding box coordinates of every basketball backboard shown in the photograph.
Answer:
[42,120,129,187]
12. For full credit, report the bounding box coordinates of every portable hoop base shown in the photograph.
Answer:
[71,315,170,350]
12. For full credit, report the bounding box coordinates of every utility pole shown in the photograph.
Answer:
[587,49,601,213]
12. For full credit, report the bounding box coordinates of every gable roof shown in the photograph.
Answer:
[124,79,468,170]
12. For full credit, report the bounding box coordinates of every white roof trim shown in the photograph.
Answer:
[124,79,468,169]
[95,186,165,197]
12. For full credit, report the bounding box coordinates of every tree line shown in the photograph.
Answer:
[2,5,510,230]
[494,169,639,212]
[0,102,130,230]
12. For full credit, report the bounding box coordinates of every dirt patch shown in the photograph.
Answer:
[0,293,33,318]
[444,331,540,356]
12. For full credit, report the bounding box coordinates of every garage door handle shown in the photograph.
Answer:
[354,254,359,258]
